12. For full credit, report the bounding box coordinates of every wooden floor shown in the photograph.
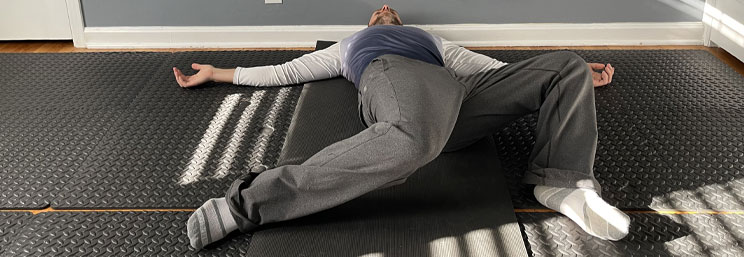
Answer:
[1,40,743,76]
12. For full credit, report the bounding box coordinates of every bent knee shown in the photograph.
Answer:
[553,51,592,79]
[548,51,589,71]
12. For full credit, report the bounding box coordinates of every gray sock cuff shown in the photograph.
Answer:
[212,198,238,232]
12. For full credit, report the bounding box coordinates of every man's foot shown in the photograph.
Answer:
[187,197,239,249]
[534,185,630,241]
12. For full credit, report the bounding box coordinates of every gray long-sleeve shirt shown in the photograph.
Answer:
[232,26,509,88]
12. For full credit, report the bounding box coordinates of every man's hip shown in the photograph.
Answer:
[357,54,467,127]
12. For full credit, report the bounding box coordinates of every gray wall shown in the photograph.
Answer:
[81,0,704,27]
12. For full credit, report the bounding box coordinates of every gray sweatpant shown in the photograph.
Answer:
[226,51,600,233]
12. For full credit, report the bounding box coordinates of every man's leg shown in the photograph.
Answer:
[443,51,629,240]
[187,54,467,249]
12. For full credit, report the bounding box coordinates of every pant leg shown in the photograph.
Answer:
[442,51,601,193]
[226,54,467,233]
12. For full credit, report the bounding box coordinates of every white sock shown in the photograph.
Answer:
[534,185,630,241]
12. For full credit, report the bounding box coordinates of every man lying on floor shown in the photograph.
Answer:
[173,4,626,249]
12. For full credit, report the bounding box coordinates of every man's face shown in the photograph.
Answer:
[368,5,403,27]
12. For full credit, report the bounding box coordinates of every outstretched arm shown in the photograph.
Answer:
[174,43,342,88]
[438,37,615,87]
[439,37,509,77]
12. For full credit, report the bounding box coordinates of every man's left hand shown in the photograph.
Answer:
[588,63,614,87]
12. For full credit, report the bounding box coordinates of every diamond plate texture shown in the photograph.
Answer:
[2,49,744,256]
[3,212,251,257]
[517,212,744,257]
[0,52,168,208]
[0,110,120,208]
[0,52,168,111]
[494,108,744,210]
[52,50,308,208]
[0,212,30,256]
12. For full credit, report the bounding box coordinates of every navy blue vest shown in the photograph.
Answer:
[340,25,444,88]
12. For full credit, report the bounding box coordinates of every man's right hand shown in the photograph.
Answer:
[173,63,215,88]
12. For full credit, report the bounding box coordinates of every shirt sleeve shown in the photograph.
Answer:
[438,36,509,77]
[233,43,342,87]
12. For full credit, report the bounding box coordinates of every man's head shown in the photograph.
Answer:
[368,5,403,27]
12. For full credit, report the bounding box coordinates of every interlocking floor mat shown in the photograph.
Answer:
[48,51,309,208]
[0,52,168,111]
[0,212,30,256]
[0,52,167,209]
[475,50,744,211]
[517,212,744,257]
[2,46,743,257]
[1,212,251,257]
[0,50,310,208]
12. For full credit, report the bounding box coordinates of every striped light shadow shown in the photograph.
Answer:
[660,194,715,257]
[429,236,463,257]
[211,90,267,179]
[357,253,384,257]
[179,93,242,185]
[463,228,500,257]
[245,86,292,169]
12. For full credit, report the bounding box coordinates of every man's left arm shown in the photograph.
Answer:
[439,37,509,77]
[439,37,615,87]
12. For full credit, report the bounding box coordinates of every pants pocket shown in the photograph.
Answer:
[357,92,370,128]
[361,59,402,124]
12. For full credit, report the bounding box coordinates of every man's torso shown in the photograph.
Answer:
[340,25,445,87]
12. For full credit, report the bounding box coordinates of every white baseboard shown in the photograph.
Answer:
[83,22,704,49]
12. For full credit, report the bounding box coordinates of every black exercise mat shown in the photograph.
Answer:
[276,77,365,166]
[53,50,310,208]
[2,212,251,257]
[276,41,364,166]
[254,137,527,257]
[517,212,744,257]
[277,41,364,166]
[266,39,527,255]
[0,212,30,256]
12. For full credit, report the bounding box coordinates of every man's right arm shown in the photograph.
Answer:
[233,43,342,86]
[174,43,342,88]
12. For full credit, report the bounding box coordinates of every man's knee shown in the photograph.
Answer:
[549,51,593,87]
[549,51,586,65]
[547,51,589,71]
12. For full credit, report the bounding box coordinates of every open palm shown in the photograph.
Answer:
[173,63,214,88]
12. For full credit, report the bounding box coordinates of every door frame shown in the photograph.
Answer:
[703,0,715,46]
[65,0,86,47]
